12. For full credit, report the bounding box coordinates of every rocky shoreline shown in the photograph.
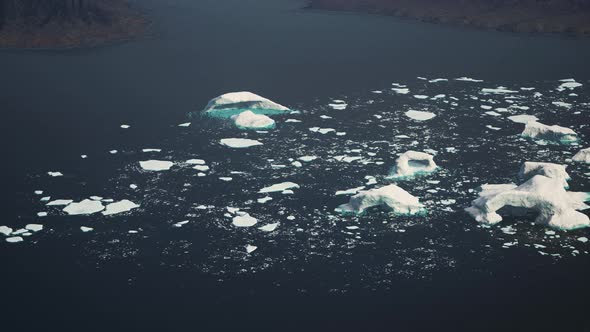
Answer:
[306,0,590,37]
[0,0,148,49]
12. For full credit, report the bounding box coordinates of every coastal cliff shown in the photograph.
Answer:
[0,0,148,48]
[307,0,590,36]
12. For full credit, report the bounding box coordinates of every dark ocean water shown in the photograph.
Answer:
[1,0,590,331]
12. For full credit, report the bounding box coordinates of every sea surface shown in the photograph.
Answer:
[1,0,590,331]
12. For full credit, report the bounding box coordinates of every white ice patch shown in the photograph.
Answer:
[481,87,518,94]
[455,77,483,83]
[336,184,426,216]
[232,213,258,227]
[139,160,174,171]
[6,237,23,243]
[309,127,336,135]
[521,122,578,143]
[63,199,105,215]
[25,224,43,232]
[120,124,130,129]
[231,110,276,130]
[142,149,162,153]
[220,138,263,148]
[389,150,437,179]
[102,200,140,216]
[80,226,94,232]
[245,244,258,253]
[405,110,436,121]
[178,122,191,127]
[392,88,410,94]
[46,199,73,206]
[0,226,13,236]
[193,165,210,172]
[204,91,289,114]
[259,182,300,194]
[47,172,63,177]
[258,222,279,232]
[299,156,318,162]
[186,159,206,165]
[508,115,538,124]
[335,186,366,196]
[573,148,590,164]
[328,100,348,110]
[257,196,273,204]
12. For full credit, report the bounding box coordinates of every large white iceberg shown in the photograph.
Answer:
[335,184,426,216]
[389,151,437,179]
[231,110,276,130]
[519,162,570,188]
[140,160,174,171]
[573,148,590,164]
[220,138,263,148]
[465,165,590,230]
[203,92,289,118]
[521,121,578,143]
[63,199,105,215]
[102,200,140,216]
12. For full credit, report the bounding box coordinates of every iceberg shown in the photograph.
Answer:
[259,182,299,194]
[258,222,279,232]
[203,92,289,118]
[389,151,437,179]
[139,160,174,171]
[231,110,276,130]
[336,184,426,216]
[102,200,140,216]
[508,115,538,124]
[481,87,518,94]
[519,162,570,188]
[245,244,258,253]
[232,213,258,227]
[573,148,590,164]
[46,199,73,206]
[80,226,94,233]
[6,237,23,243]
[63,199,105,215]
[328,100,347,110]
[465,174,590,231]
[405,110,436,121]
[521,121,578,143]
[220,138,263,148]
[0,226,12,236]
[25,224,43,232]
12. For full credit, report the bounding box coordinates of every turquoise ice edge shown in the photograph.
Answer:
[202,108,289,119]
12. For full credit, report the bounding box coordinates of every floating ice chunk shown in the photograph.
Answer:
[231,110,276,130]
[37,212,47,217]
[203,92,289,118]
[285,119,302,123]
[372,90,383,94]
[557,80,582,91]
[258,222,279,232]
[336,184,426,216]
[109,150,118,154]
[102,200,140,216]
[178,122,191,127]
[508,114,538,124]
[142,148,162,153]
[328,100,347,110]
[139,160,174,171]
[519,162,570,188]
[392,88,410,94]
[46,199,73,206]
[6,237,23,243]
[309,127,336,134]
[486,125,501,131]
[63,199,105,215]
[120,124,130,129]
[291,161,303,168]
[80,226,94,232]
[552,101,572,108]
[47,172,63,177]
[413,95,428,100]
[428,78,448,83]
[405,110,436,121]
[481,87,518,94]
[0,226,12,236]
[245,244,258,253]
[130,184,138,189]
[389,151,437,179]
[232,213,258,227]
[81,155,87,159]
[335,186,366,196]
[257,196,272,204]
[573,148,590,163]
[455,77,483,83]
[220,138,263,148]
[25,224,43,232]
[465,172,590,230]
[186,159,206,165]
[173,220,190,228]
[259,182,299,194]
[219,177,233,182]
[578,237,588,243]
[485,111,502,117]
[521,122,578,143]
[193,165,210,172]
[333,155,362,163]
[34,190,43,195]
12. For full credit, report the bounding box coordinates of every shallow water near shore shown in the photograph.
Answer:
[1,0,590,330]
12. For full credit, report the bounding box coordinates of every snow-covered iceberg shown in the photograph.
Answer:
[335,184,426,216]
[203,92,289,118]
[521,121,578,144]
[465,165,590,230]
[231,110,276,130]
[220,138,263,148]
[519,162,570,188]
[573,148,590,164]
[388,151,437,179]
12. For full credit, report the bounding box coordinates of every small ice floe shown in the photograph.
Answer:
[552,101,572,108]
[291,161,303,168]
[173,220,190,228]
[372,90,383,94]
[508,114,538,124]
[186,159,206,165]
[34,190,43,195]
[142,149,162,153]
[259,182,299,194]
[139,160,174,171]
[389,151,437,179]
[203,92,289,118]
[109,150,118,154]
[257,196,273,204]
[0,226,13,236]
[219,138,263,148]
[486,125,501,131]
[485,111,502,117]
[178,122,191,127]
[81,155,87,159]
[481,87,518,94]
[428,78,448,83]
[335,184,426,216]
[6,237,23,243]
[80,226,94,232]
[258,222,279,232]
[193,165,210,172]
[335,186,366,196]
[328,100,347,110]
[501,225,517,235]
[232,213,258,227]
[333,155,362,163]
[231,110,276,130]
[413,95,428,100]
[557,79,582,91]
[37,212,47,217]
[309,127,336,134]
[405,110,436,121]
[102,200,140,216]
[219,177,233,182]
[521,122,578,144]
[285,119,301,123]
[130,184,138,189]
[455,77,483,83]
[25,224,43,232]
[465,163,590,230]
[245,244,258,254]
[392,88,410,94]
[120,124,130,129]
[63,199,105,215]
[46,199,73,206]
[47,172,63,177]
[577,237,588,243]
[519,162,570,188]
[573,148,590,164]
